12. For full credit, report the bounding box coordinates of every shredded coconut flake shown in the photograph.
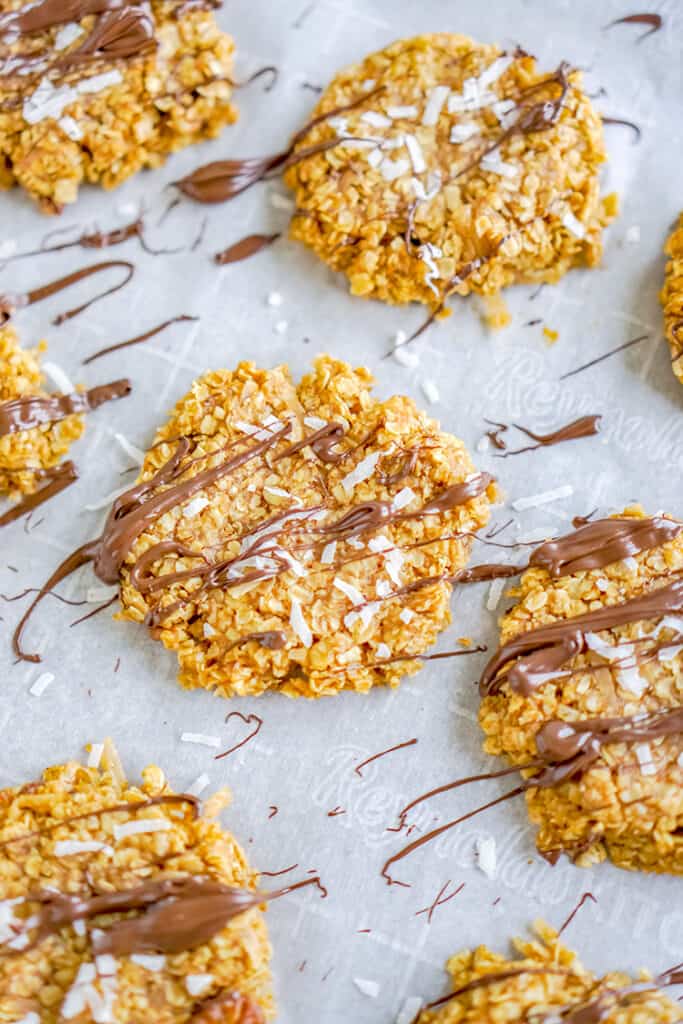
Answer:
[304,415,327,430]
[354,978,380,998]
[392,487,416,510]
[87,743,104,768]
[42,361,74,393]
[403,132,426,173]
[321,541,337,564]
[561,210,586,238]
[512,485,573,511]
[361,110,392,127]
[399,608,415,624]
[450,122,478,143]
[334,577,364,605]
[422,85,450,125]
[289,595,313,647]
[54,840,113,857]
[59,114,83,140]
[113,818,171,841]
[203,622,217,638]
[113,432,144,465]
[377,643,391,659]
[392,344,419,368]
[183,495,209,518]
[634,743,656,776]
[130,953,166,971]
[340,450,381,493]
[481,152,518,178]
[187,773,210,797]
[78,69,122,95]
[266,291,283,307]
[185,974,214,997]
[387,104,418,118]
[380,156,410,181]
[475,836,497,878]
[29,671,54,697]
[421,378,440,403]
[486,578,506,611]
[180,732,220,747]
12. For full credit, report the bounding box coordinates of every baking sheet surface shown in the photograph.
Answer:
[0,1,682,1021]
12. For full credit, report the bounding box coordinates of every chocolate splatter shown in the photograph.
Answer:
[557,891,597,936]
[415,880,464,924]
[601,115,642,142]
[0,260,135,327]
[495,415,602,456]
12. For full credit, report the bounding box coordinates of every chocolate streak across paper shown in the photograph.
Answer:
[0,260,135,326]
[0,378,130,436]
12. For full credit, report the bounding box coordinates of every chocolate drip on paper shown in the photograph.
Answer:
[83,315,197,364]
[0,461,77,528]
[480,575,683,696]
[496,415,602,456]
[529,516,682,577]
[601,116,642,142]
[214,233,280,265]
[605,12,663,40]
[0,378,130,436]
[0,260,134,326]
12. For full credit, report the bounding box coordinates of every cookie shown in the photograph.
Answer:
[0,742,273,1023]
[284,33,616,309]
[0,324,130,526]
[479,507,683,873]
[16,355,495,696]
[0,1,237,213]
[661,213,683,385]
[416,921,682,1023]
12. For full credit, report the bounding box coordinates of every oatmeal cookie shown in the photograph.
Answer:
[479,507,683,873]
[284,33,616,309]
[417,921,682,1023]
[0,743,273,1023]
[0,1,237,213]
[662,213,683,385]
[16,355,495,696]
[0,324,130,526]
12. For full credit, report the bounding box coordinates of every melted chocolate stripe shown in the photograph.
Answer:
[0,462,78,528]
[0,261,135,326]
[0,378,130,436]
[529,516,682,577]
[480,575,683,696]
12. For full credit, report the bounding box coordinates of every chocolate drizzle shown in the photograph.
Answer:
[0,378,131,436]
[1,872,323,959]
[59,7,156,65]
[82,315,197,364]
[0,461,78,528]
[480,574,683,696]
[529,516,682,577]
[0,0,123,36]
[0,260,135,326]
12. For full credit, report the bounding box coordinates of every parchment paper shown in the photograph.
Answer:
[0,2,682,1021]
